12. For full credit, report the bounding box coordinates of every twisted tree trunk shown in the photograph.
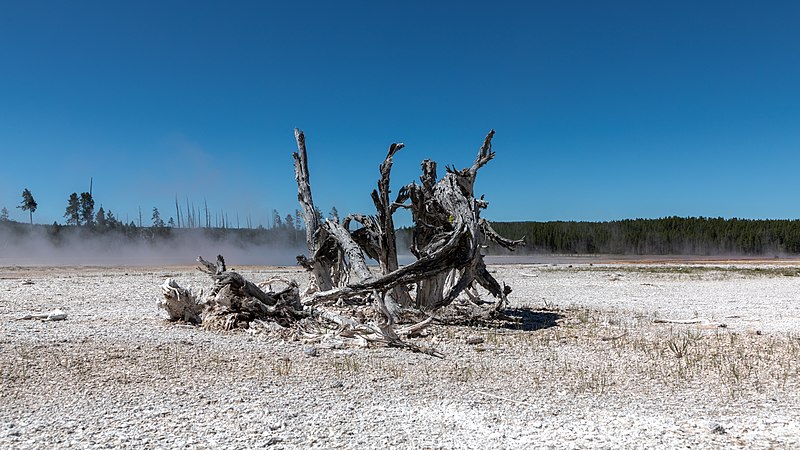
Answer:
[295,130,524,316]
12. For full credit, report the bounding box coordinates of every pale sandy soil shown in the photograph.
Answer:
[1,263,799,449]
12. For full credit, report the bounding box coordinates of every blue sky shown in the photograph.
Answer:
[1,1,799,226]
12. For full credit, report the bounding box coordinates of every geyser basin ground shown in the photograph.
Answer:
[1,263,799,448]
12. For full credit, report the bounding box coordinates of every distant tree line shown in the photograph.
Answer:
[0,218,309,253]
[0,187,352,250]
[487,217,800,255]
[0,187,322,236]
[19,184,800,256]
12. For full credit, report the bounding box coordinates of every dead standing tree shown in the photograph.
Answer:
[292,129,525,342]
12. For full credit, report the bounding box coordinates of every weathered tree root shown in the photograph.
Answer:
[160,255,308,331]
[160,279,203,324]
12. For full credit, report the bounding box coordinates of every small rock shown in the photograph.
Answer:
[45,309,67,321]
[466,335,484,345]
[303,346,318,357]
[709,422,726,435]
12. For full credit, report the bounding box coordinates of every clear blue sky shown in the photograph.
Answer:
[2,1,799,226]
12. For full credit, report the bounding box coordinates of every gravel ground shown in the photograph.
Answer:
[1,263,799,449]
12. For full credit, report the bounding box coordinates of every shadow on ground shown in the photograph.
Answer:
[501,307,562,331]
[438,306,562,332]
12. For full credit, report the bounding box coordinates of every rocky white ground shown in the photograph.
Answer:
[1,262,799,449]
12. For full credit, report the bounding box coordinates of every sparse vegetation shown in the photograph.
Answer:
[330,355,361,377]
[273,356,293,376]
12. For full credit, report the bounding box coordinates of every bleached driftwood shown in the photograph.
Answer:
[653,318,727,328]
[160,279,203,323]
[16,309,67,321]
[369,143,413,308]
[160,255,308,330]
[396,316,435,336]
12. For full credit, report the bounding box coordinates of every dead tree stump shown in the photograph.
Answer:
[292,129,525,342]
[160,130,524,355]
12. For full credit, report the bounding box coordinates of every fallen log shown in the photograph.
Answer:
[160,255,307,330]
[653,318,727,328]
[16,309,67,321]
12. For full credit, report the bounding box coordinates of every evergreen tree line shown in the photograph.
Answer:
[1,188,332,237]
[20,185,800,256]
[486,217,800,255]
[0,188,351,251]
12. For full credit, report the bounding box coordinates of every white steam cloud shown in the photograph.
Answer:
[0,225,305,267]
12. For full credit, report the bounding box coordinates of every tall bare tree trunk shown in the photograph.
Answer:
[371,143,413,307]
[293,129,334,291]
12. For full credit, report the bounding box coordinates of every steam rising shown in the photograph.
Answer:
[0,224,305,267]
